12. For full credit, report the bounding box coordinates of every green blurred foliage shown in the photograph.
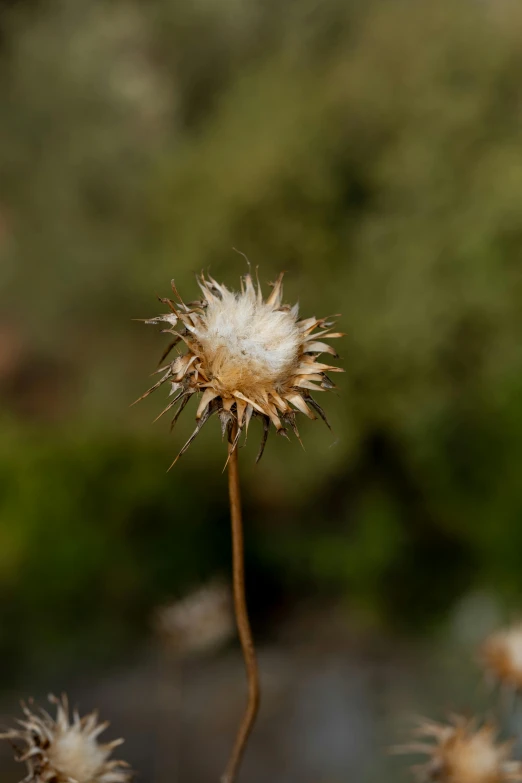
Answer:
[1,0,522,666]
[0,420,233,674]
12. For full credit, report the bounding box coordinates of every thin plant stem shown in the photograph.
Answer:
[221,427,260,783]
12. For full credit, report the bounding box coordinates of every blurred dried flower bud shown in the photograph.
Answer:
[154,581,234,657]
[396,716,522,782]
[481,625,522,692]
[0,694,132,782]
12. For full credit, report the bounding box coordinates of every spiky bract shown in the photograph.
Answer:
[0,694,132,783]
[481,625,522,692]
[398,716,522,783]
[137,272,343,466]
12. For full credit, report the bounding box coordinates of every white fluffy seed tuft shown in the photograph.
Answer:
[196,287,300,396]
[48,726,111,781]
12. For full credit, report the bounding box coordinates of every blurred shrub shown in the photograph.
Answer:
[0,423,231,674]
[2,0,522,664]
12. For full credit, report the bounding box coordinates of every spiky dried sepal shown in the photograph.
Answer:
[0,694,132,783]
[396,715,522,783]
[137,271,343,465]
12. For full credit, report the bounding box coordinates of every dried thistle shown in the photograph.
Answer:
[0,694,132,783]
[136,268,342,783]
[136,271,343,465]
[397,715,522,782]
[154,581,234,657]
[481,625,522,693]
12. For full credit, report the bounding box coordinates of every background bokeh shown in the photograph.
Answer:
[1,0,522,780]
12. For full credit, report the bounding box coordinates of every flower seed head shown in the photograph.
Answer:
[481,625,522,692]
[137,271,343,465]
[397,716,522,783]
[154,581,234,657]
[0,694,132,783]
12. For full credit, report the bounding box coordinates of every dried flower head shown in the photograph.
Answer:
[481,625,522,692]
[397,716,522,782]
[136,271,343,465]
[154,581,234,657]
[0,694,132,783]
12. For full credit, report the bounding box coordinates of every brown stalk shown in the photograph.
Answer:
[221,425,260,783]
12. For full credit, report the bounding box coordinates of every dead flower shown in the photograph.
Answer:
[396,715,522,782]
[154,581,234,657]
[0,694,132,783]
[481,625,522,693]
[135,271,343,465]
